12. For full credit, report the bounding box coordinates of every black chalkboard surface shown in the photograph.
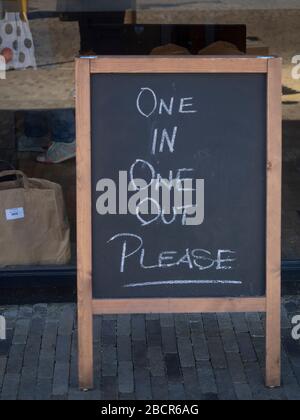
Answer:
[91,73,267,299]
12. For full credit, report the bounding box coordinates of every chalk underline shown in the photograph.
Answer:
[124,280,242,288]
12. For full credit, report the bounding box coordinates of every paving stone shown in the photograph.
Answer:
[283,332,300,367]
[12,318,30,345]
[160,314,174,328]
[117,335,132,362]
[38,356,55,380]
[0,357,7,388]
[1,301,300,401]
[191,333,209,362]
[0,328,13,357]
[203,392,219,400]
[132,315,146,341]
[134,367,152,400]
[146,320,162,347]
[133,340,148,368]
[226,352,247,384]
[3,307,18,329]
[236,333,257,363]
[189,315,204,336]
[6,344,25,374]
[168,382,186,400]
[197,361,217,395]
[231,313,249,334]
[101,345,117,377]
[23,334,42,370]
[1,373,20,400]
[55,334,72,363]
[182,367,202,400]
[58,305,74,337]
[246,313,264,338]
[35,378,53,401]
[251,336,266,367]
[203,314,219,338]
[174,314,190,338]
[52,362,69,397]
[281,306,292,330]
[151,376,169,400]
[215,368,237,400]
[101,319,117,346]
[68,389,86,400]
[85,389,102,401]
[148,346,165,377]
[18,306,33,319]
[221,329,239,353]
[118,361,134,394]
[234,383,253,400]
[93,344,102,388]
[146,313,160,321]
[93,317,102,344]
[165,353,182,382]
[119,392,136,400]
[117,315,131,337]
[161,326,177,354]
[244,362,270,400]
[41,321,58,355]
[101,376,118,400]
[177,338,195,368]
[29,315,46,338]
[217,313,233,331]
[207,336,227,369]
[18,367,37,400]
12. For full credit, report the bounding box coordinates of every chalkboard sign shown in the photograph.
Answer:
[91,72,266,299]
[76,57,282,389]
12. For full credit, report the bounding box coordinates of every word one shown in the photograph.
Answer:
[0,316,6,340]
[292,315,300,340]
[0,55,6,80]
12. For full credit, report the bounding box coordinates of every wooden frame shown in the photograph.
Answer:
[76,56,282,390]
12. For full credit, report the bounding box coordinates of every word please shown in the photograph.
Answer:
[108,233,236,273]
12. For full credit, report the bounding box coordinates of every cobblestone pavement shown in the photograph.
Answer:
[0,297,300,400]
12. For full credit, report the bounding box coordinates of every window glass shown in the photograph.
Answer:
[0,0,299,270]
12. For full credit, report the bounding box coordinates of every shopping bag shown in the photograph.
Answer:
[0,170,71,266]
[0,12,37,70]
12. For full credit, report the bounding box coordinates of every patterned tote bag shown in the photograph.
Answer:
[0,12,36,70]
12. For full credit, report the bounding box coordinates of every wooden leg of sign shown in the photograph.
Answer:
[265,57,282,388]
[76,58,94,390]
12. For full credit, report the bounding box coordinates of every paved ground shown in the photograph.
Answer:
[0,297,300,400]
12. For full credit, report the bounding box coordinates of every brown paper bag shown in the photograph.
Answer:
[0,170,71,266]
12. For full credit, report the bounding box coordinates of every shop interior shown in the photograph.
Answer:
[0,0,300,274]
